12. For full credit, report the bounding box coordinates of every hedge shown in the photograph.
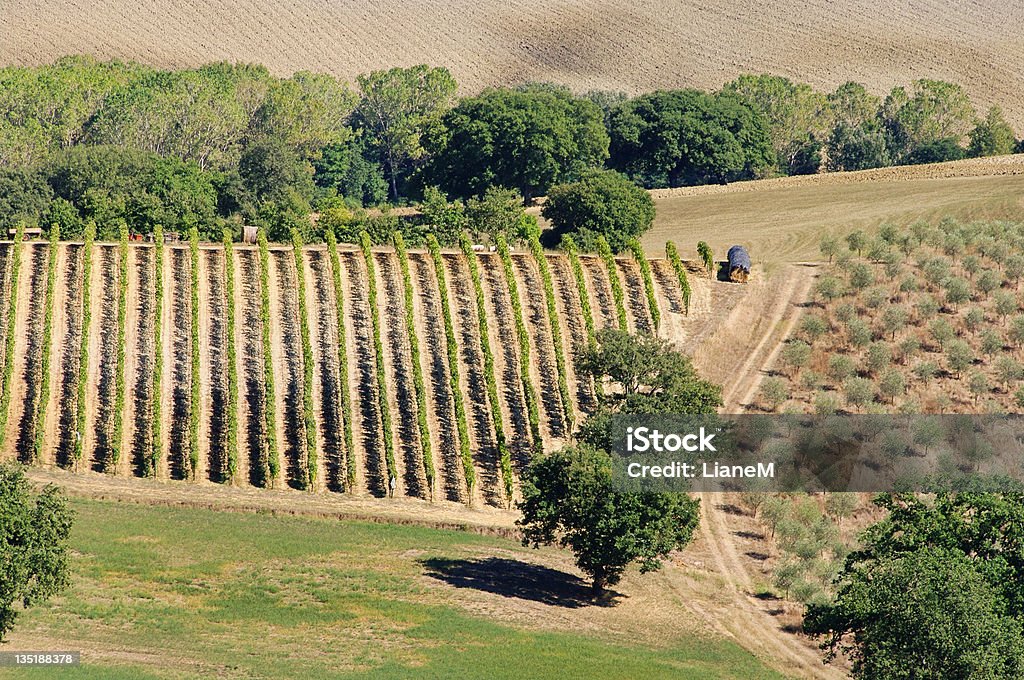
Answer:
[149,225,164,476]
[528,234,575,432]
[72,222,95,467]
[108,223,129,472]
[291,228,316,490]
[31,223,60,461]
[0,221,25,451]
[665,241,691,315]
[188,227,201,479]
[427,234,475,499]
[459,233,513,503]
[495,234,541,456]
[222,229,238,483]
[628,238,661,332]
[258,230,279,485]
[596,234,628,331]
[393,232,436,497]
[325,231,355,490]
[360,230,397,492]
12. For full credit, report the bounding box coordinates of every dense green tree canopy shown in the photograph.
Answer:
[0,464,74,642]
[542,170,654,252]
[607,89,774,187]
[970,106,1018,158]
[805,493,1024,677]
[425,85,609,202]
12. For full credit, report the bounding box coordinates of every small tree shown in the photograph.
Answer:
[845,229,867,256]
[518,446,699,595]
[760,378,789,411]
[881,305,908,340]
[781,340,812,376]
[945,339,974,379]
[844,377,876,408]
[976,269,1002,297]
[980,330,1003,358]
[542,170,655,252]
[968,372,990,403]
[995,356,1024,390]
[828,355,857,382]
[912,360,939,383]
[994,291,1018,320]
[820,235,839,263]
[964,307,985,334]
[0,464,74,641]
[878,369,906,404]
[800,314,828,342]
[944,277,971,309]
[864,342,891,376]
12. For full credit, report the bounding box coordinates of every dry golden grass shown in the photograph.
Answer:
[2,0,1023,125]
[644,156,1024,264]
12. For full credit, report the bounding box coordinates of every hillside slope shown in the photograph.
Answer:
[2,0,1023,126]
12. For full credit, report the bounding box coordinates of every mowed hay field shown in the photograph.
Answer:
[6,498,785,680]
[2,0,1024,127]
[644,156,1024,265]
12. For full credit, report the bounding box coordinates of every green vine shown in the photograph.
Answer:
[666,241,691,315]
[188,227,200,479]
[460,233,513,504]
[291,228,316,490]
[0,221,25,451]
[561,235,601,398]
[427,234,474,500]
[325,231,355,490]
[108,223,129,472]
[628,238,661,332]
[528,234,575,433]
[360,231,397,492]
[495,234,542,457]
[150,225,164,476]
[31,223,60,461]
[72,222,95,467]
[258,229,278,485]
[596,235,628,331]
[697,241,714,277]
[223,229,238,483]
[393,232,436,498]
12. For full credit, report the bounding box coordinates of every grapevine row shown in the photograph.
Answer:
[31,224,60,461]
[325,232,355,490]
[459,233,513,503]
[223,230,238,482]
[528,235,575,432]
[596,235,628,331]
[149,226,163,476]
[628,239,661,332]
[257,230,279,484]
[427,235,475,498]
[495,235,541,456]
[360,231,397,491]
[0,221,24,449]
[72,223,95,466]
[291,229,317,489]
[109,224,129,471]
[665,241,692,315]
[393,233,436,497]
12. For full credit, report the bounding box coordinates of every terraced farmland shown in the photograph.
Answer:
[0,240,726,507]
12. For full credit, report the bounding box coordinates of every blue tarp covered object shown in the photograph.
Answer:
[727,245,751,272]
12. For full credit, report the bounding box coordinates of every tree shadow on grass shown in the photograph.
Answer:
[419,557,621,608]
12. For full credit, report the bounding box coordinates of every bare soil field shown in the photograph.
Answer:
[3,0,1024,127]
[645,156,1024,264]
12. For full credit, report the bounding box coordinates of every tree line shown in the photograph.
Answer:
[1,58,1020,245]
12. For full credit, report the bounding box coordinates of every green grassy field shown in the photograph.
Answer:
[644,173,1024,264]
[4,499,784,680]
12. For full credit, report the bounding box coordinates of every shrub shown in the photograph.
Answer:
[149,226,164,477]
[596,235,628,330]
[529,234,576,431]
[697,241,714,276]
[496,235,542,456]
[361,231,397,492]
[258,229,279,485]
[627,238,660,331]
[393,232,437,495]
[427,234,475,498]
[108,223,129,472]
[665,241,691,315]
[324,232,356,490]
[292,228,316,490]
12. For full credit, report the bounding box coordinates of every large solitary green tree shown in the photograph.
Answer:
[0,464,74,642]
[542,170,654,252]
